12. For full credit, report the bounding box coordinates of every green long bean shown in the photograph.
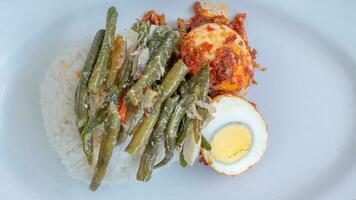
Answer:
[125,103,145,136]
[154,94,195,169]
[126,31,179,106]
[88,7,118,93]
[75,29,105,128]
[106,35,125,88]
[124,102,161,154]
[179,148,188,168]
[89,86,120,191]
[136,21,150,51]
[81,104,107,164]
[125,59,188,154]
[158,60,188,102]
[147,26,170,59]
[175,115,189,150]
[190,65,210,143]
[136,96,179,181]
[201,135,212,151]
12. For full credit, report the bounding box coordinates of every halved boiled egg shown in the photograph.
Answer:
[201,95,268,175]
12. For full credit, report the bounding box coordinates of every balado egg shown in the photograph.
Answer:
[180,23,255,95]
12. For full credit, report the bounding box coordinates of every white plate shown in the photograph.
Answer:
[0,0,355,199]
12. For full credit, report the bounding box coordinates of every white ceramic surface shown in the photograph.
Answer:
[0,0,355,199]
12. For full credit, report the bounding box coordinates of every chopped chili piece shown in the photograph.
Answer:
[199,42,214,51]
[207,25,215,31]
[224,34,237,44]
[118,95,127,124]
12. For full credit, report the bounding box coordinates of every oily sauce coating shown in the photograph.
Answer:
[178,1,258,95]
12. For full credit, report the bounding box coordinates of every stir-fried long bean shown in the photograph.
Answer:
[136,21,150,50]
[114,21,151,92]
[179,148,188,167]
[116,55,133,95]
[106,36,125,88]
[75,29,105,128]
[81,104,107,164]
[201,135,211,151]
[116,125,128,145]
[147,26,169,59]
[127,31,179,106]
[190,65,210,143]
[88,7,118,93]
[175,115,189,150]
[115,22,153,144]
[158,60,188,101]
[154,94,195,169]
[81,54,134,164]
[178,80,189,96]
[125,59,188,154]
[124,102,161,154]
[117,88,156,145]
[125,104,145,135]
[89,86,120,191]
[137,96,179,181]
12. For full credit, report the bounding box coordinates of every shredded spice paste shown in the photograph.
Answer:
[178,2,258,95]
[142,10,167,25]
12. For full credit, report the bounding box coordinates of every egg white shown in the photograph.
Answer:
[201,95,268,175]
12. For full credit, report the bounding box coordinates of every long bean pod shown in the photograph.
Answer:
[174,80,191,149]
[154,94,195,169]
[136,21,150,51]
[114,21,152,91]
[115,57,133,95]
[136,96,179,181]
[201,135,211,151]
[116,125,128,145]
[89,86,120,191]
[178,80,189,96]
[179,148,188,168]
[88,7,118,93]
[81,104,107,164]
[175,115,189,150]
[115,22,153,145]
[147,26,169,59]
[106,35,125,88]
[75,29,105,128]
[158,59,188,102]
[116,100,145,145]
[190,65,210,143]
[126,104,145,135]
[127,31,179,106]
[124,102,161,154]
[125,60,188,154]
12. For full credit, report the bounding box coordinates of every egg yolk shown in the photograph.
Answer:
[211,123,252,163]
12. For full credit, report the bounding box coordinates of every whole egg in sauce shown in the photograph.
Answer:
[180,23,255,95]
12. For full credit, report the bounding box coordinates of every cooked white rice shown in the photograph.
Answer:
[40,38,175,186]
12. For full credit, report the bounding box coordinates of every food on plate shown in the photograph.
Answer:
[88,7,118,94]
[179,2,258,96]
[200,95,268,175]
[40,1,268,191]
